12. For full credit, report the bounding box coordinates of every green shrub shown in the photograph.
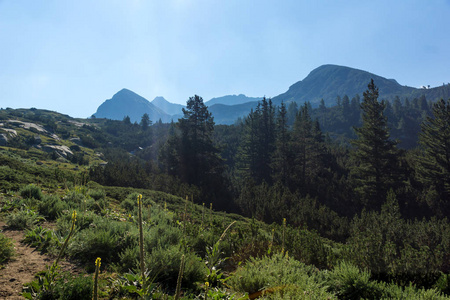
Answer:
[144,222,183,253]
[38,195,69,220]
[228,253,331,299]
[325,261,381,299]
[146,245,206,289]
[88,189,106,201]
[20,184,44,200]
[285,227,331,269]
[63,190,86,207]
[23,226,58,253]
[120,192,141,213]
[6,208,44,230]
[116,246,139,273]
[0,232,15,264]
[24,272,93,300]
[56,210,102,232]
[67,218,137,268]
[56,273,93,300]
[69,228,119,266]
[0,197,26,212]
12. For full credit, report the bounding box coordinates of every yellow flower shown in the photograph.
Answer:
[72,211,77,223]
[205,281,209,287]
[137,194,143,205]
[95,257,101,268]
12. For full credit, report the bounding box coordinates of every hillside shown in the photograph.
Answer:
[93,89,172,123]
[2,101,450,298]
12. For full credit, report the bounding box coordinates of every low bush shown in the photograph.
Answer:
[20,184,44,201]
[38,195,69,220]
[325,261,381,299]
[146,245,206,289]
[88,188,106,201]
[0,232,15,264]
[6,208,44,230]
[228,253,331,299]
[24,272,93,300]
[23,226,59,253]
[67,218,137,268]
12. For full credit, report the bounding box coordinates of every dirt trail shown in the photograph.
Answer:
[0,222,78,299]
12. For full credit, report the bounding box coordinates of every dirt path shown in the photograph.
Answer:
[0,222,78,299]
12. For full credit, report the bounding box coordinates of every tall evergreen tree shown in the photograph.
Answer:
[272,102,293,185]
[417,99,450,206]
[140,113,151,130]
[351,79,400,208]
[158,121,180,177]
[291,103,326,194]
[238,97,276,184]
[178,95,223,188]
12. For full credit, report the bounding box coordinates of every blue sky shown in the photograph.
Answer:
[1,0,449,118]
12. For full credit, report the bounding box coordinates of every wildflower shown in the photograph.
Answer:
[95,257,101,268]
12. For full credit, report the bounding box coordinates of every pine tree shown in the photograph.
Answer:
[417,99,450,204]
[238,97,276,184]
[177,95,224,196]
[140,113,151,130]
[272,102,293,185]
[351,79,400,208]
[159,121,180,177]
[291,103,326,194]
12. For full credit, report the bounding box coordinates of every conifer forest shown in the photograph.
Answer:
[1,80,450,299]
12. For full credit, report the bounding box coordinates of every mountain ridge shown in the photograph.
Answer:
[93,65,450,124]
[94,89,172,123]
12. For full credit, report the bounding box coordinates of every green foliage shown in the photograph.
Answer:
[325,262,447,299]
[229,253,333,299]
[23,226,59,253]
[145,245,206,289]
[88,188,106,201]
[6,207,44,229]
[350,79,400,208]
[116,246,140,273]
[0,196,27,212]
[20,184,44,200]
[38,195,69,220]
[344,191,449,287]
[0,231,15,264]
[417,98,450,213]
[325,261,381,299]
[68,219,137,266]
[23,272,93,300]
[109,270,161,299]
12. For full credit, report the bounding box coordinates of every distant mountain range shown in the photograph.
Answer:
[94,65,450,125]
[272,64,450,107]
[206,94,263,106]
[93,89,172,123]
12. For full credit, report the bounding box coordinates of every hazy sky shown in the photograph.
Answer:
[1,0,449,118]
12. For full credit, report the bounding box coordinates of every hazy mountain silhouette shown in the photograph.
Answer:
[93,89,172,123]
[272,64,450,107]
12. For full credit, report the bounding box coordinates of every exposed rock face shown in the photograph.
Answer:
[69,137,83,145]
[34,135,42,145]
[7,120,47,133]
[0,134,7,146]
[42,145,73,157]
[0,128,17,137]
